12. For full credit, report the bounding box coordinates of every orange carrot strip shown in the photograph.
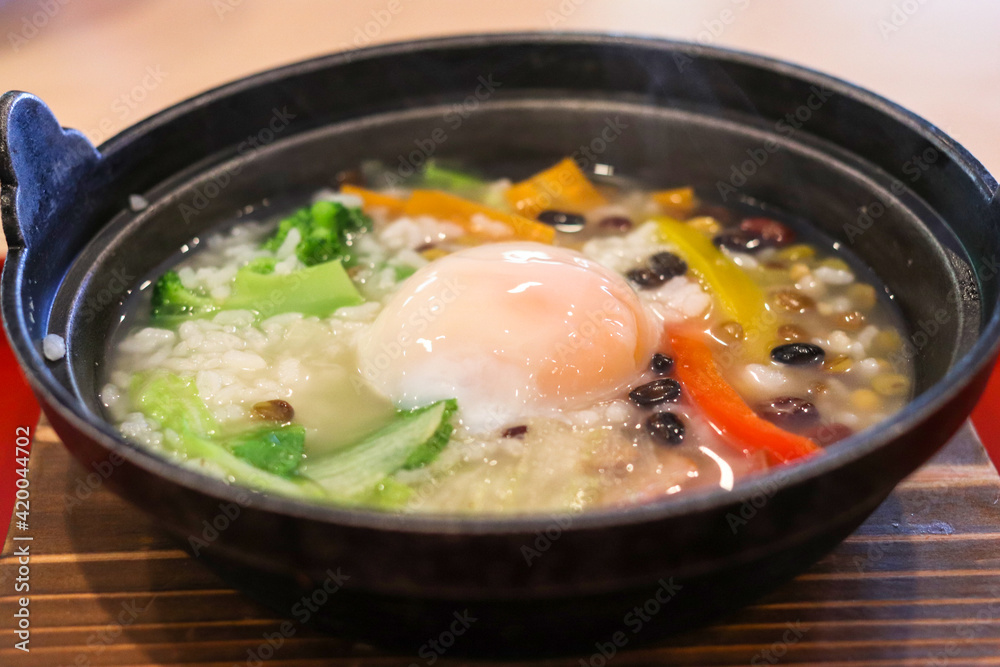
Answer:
[651,186,698,216]
[340,184,407,217]
[504,158,607,218]
[670,333,821,465]
[403,189,555,244]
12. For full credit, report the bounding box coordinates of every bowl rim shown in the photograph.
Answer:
[5,31,1000,536]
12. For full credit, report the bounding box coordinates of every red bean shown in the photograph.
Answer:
[598,216,634,232]
[803,422,853,445]
[503,425,528,438]
[755,397,820,430]
[739,217,796,245]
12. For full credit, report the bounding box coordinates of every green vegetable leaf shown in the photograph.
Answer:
[305,399,458,502]
[227,259,363,319]
[128,371,324,499]
[229,423,306,478]
[420,160,486,192]
[359,477,414,510]
[402,398,458,469]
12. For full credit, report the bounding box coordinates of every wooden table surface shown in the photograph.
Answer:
[2,418,999,666]
[3,2,1000,665]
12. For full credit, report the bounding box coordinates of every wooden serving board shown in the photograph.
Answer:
[2,418,1000,666]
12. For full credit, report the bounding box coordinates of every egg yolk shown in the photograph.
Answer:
[357,243,659,430]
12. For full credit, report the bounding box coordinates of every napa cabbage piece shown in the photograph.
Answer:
[128,371,459,507]
[304,399,458,503]
[130,371,325,497]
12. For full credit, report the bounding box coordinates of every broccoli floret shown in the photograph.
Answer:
[263,201,372,267]
[150,271,218,321]
[243,256,277,275]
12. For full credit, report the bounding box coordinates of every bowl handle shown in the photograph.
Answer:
[0,91,101,253]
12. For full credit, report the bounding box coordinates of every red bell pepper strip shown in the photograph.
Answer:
[669,332,821,464]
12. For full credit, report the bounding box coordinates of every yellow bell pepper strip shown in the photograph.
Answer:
[404,189,555,243]
[504,158,607,218]
[654,215,774,359]
[670,333,821,465]
[651,186,698,217]
[339,184,407,218]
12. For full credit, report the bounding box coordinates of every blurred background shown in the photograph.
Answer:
[0,0,997,251]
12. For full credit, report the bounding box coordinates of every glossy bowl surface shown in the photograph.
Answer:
[2,34,999,654]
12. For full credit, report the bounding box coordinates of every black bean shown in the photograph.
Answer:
[537,209,586,233]
[713,229,763,252]
[646,412,685,445]
[649,251,688,279]
[650,353,674,374]
[598,215,633,232]
[627,267,668,289]
[629,378,682,406]
[770,342,826,365]
[502,425,528,438]
[756,396,820,430]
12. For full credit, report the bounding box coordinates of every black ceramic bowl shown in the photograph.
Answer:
[3,34,999,655]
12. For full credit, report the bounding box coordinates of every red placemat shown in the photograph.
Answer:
[971,358,1000,464]
[1,256,41,539]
